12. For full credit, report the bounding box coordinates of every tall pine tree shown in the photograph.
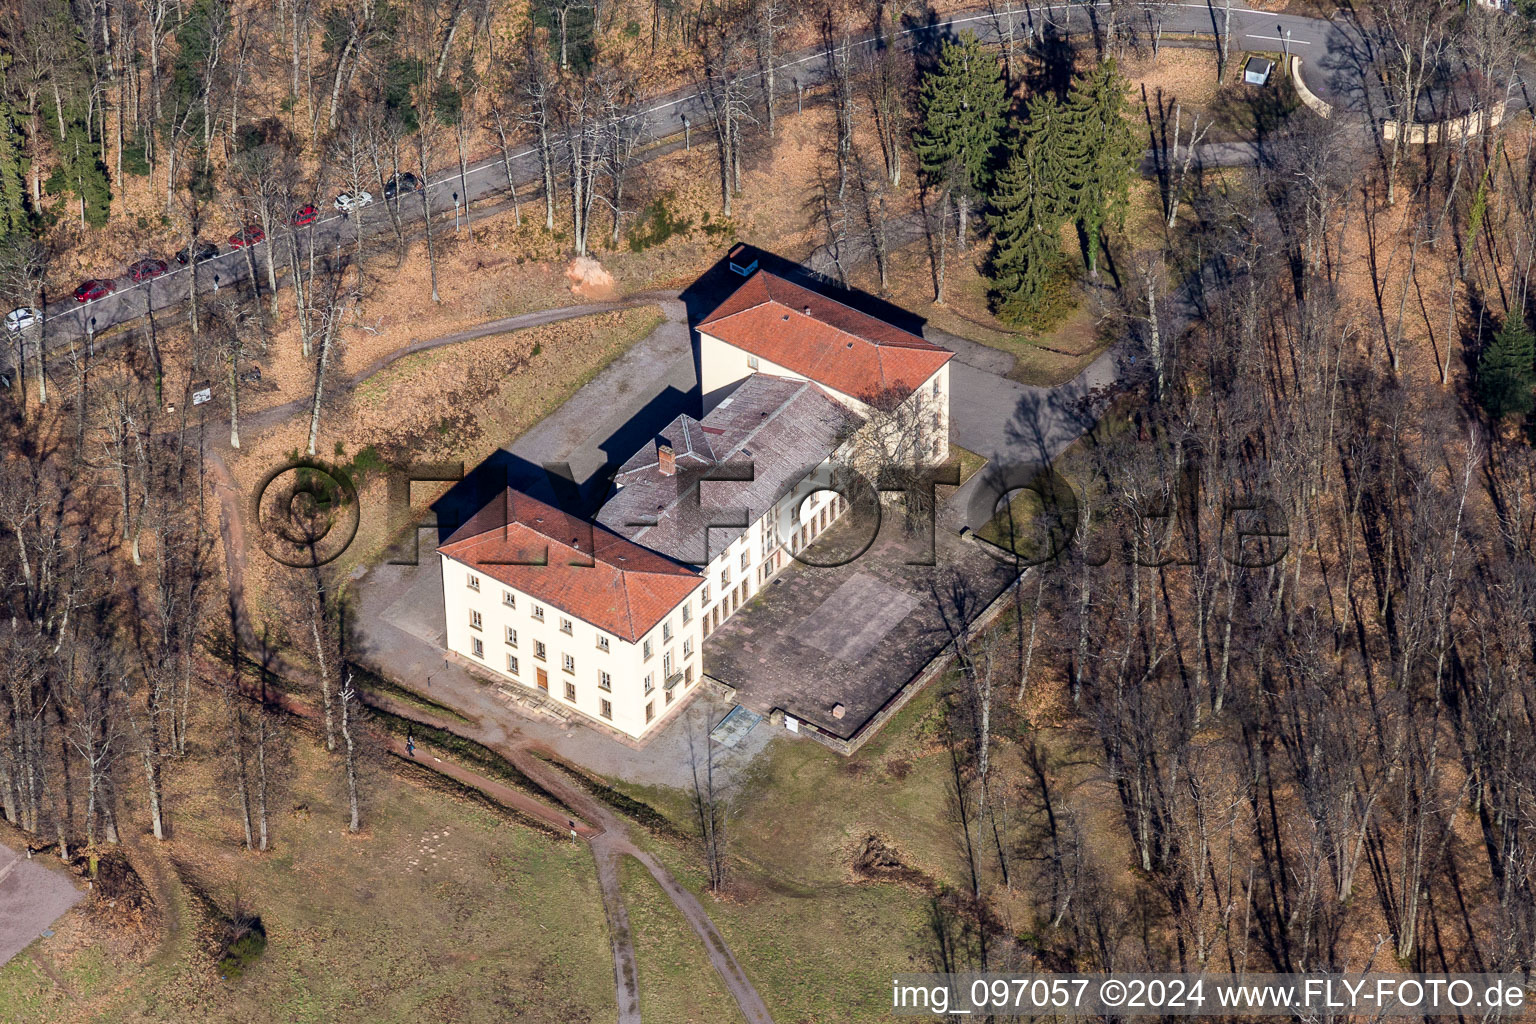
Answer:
[1477,314,1536,422]
[1061,58,1139,278]
[0,99,28,239]
[988,94,1072,323]
[913,33,1007,243]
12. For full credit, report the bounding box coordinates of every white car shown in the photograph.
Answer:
[4,307,42,333]
[334,190,374,212]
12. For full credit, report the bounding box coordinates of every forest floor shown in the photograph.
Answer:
[89,42,1248,433]
[0,710,616,1024]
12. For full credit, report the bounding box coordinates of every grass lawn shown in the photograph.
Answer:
[620,856,747,1024]
[605,684,966,1023]
[0,720,616,1024]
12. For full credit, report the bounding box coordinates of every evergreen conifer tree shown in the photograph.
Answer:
[1477,314,1536,421]
[1061,58,1139,278]
[46,121,111,228]
[913,32,1007,239]
[988,95,1071,322]
[0,101,28,240]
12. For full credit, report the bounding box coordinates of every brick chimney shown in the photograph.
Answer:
[658,444,676,476]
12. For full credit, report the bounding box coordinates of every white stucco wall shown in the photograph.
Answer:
[439,553,705,738]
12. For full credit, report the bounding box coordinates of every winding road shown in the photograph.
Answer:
[5,1,1380,364]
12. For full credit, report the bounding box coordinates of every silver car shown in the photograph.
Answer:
[334,190,374,212]
[4,307,42,333]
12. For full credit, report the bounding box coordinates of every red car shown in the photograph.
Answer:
[73,279,116,303]
[290,204,318,227]
[229,224,265,248]
[128,258,169,282]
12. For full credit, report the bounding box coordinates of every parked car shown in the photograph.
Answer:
[128,258,169,282]
[73,279,115,303]
[228,224,265,248]
[4,307,42,333]
[290,204,319,227]
[334,190,373,212]
[382,172,422,201]
[174,241,220,265]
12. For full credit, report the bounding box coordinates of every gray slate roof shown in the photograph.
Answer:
[596,374,859,566]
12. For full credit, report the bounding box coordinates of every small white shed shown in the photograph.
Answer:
[1244,57,1275,86]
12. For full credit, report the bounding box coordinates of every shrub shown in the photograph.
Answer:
[217,916,267,980]
[626,196,693,252]
[121,136,151,177]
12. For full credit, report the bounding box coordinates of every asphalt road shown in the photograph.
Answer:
[4,2,1359,361]
[0,844,83,970]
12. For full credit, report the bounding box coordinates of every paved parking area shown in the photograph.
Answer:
[0,844,83,969]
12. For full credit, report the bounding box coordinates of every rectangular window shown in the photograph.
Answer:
[685,665,694,685]
[596,635,610,652]
[502,590,515,608]
[600,699,613,720]
[644,673,654,694]
[645,702,655,723]
[531,604,545,621]
[469,609,482,630]
[932,376,940,397]
[642,639,653,660]
[564,681,576,701]
[663,652,673,677]
[467,573,480,591]
[471,637,484,658]
[559,617,573,635]
[681,602,692,625]
[665,687,674,705]
[747,354,759,370]
[662,621,672,643]
[505,626,518,646]
[507,654,519,674]
[739,549,749,570]
[720,568,730,587]
[701,583,710,604]
[534,640,547,661]
[683,638,694,658]
[599,671,612,692]
[562,653,575,673]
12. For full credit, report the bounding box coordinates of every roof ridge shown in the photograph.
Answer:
[762,272,941,350]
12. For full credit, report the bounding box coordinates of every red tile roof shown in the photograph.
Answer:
[698,271,952,401]
[438,489,701,643]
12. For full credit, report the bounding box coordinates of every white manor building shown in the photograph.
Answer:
[438,261,953,739]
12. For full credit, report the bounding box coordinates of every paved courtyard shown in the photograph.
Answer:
[702,511,1018,745]
[0,844,82,969]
